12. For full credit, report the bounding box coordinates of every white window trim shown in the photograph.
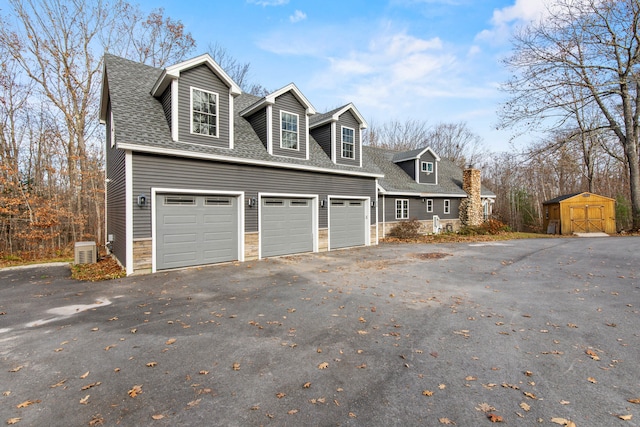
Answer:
[280,110,300,151]
[396,199,409,220]
[444,199,450,214]
[426,199,433,213]
[421,161,433,173]
[190,87,219,138]
[341,125,355,159]
[109,110,115,148]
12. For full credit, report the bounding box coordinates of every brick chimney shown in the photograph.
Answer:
[459,165,483,226]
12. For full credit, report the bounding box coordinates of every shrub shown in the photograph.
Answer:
[388,218,422,239]
[459,219,510,236]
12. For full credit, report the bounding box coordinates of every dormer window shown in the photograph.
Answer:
[191,87,218,137]
[281,111,299,150]
[341,126,355,159]
[421,161,433,174]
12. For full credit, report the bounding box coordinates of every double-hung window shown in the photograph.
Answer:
[281,111,299,150]
[426,199,433,213]
[396,199,409,219]
[341,126,355,159]
[191,88,218,137]
[444,199,450,214]
[421,161,433,173]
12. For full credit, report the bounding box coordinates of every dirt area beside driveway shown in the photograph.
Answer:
[1,237,639,426]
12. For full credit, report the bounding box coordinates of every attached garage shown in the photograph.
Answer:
[542,192,616,235]
[329,198,367,249]
[155,193,241,270]
[260,196,315,257]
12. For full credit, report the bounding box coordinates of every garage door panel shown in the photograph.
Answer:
[330,199,366,250]
[156,194,238,270]
[261,197,313,258]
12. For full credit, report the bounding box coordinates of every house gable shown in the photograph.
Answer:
[309,103,367,167]
[392,147,440,184]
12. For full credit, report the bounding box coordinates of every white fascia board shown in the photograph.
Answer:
[152,53,242,97]
[331,122,337,164]
[125,151,134,276]
[338,103,367,129]
[239,97,273,117]
[265,83,317,115]
[229,94,235,149]
[381,191,423,197]
[266,105,273,154]
[117,142,384,178]
[171,80,179,141]
[305,115,309,160]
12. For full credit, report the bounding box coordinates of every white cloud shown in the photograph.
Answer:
[247,0,289,6]
[289,10,307,23]
[476,0,550,44]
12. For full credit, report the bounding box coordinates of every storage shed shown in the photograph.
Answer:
[542,192,616,235]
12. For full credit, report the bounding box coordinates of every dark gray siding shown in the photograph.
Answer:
[396,160,415,180]
[418,151,437,184]
[105,102,127,268]
[310,123,331,158]
[271,92,307,159]
[336,111,360,167]
[246,108,268,150]
[131,153,376,238]
[381,196,462,221]
[178,64,230,147]
[160,86,172,130]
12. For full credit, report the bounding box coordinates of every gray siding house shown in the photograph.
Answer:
[366,146,495,235]
[100,53,495,275]
[100,54,382,275]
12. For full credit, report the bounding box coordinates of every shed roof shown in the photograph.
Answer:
[542,192,615,205]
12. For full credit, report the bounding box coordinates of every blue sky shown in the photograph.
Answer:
[139,0,549,152]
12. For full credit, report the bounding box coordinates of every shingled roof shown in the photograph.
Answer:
[364,146,495,197]
[101,54,382,177]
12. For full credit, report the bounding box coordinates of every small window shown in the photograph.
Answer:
[426,199,433,213]
[280,111,299,150]
[290,199,309,207]
[349,201,362,206]
[444,199,450,214]
[164,196,196,206]
[331,200,345,206]
[205,197,231,206]
[264,199,285,207]
[191,88,218,137]
[396,199,409,219]
[421,162,433,173]
[341,126,355,159]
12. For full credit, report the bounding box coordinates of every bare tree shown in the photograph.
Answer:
[425,121,486,167]
[208,42,269,96]
[363,119,430,151]
[500,0,640,229]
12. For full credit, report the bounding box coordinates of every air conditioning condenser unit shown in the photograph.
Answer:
[74,241,97,264]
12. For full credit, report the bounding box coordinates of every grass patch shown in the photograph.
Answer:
[382,231,556,244]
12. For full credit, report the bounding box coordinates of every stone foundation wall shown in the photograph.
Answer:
[244,232,259,261]
[132,238,152,275]
[381,219,461,237]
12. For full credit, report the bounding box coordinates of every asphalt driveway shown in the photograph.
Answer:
[1,237,639,426]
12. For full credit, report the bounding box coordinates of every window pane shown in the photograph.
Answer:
[281,112,298,149]
[192,88,217,136]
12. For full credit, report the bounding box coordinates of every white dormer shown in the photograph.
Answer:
[309,103,367,167]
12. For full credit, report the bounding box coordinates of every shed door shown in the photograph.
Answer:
[570,205,605,233]
[156,194,238,270]
[261,198,313,257]
[329,199,366,249]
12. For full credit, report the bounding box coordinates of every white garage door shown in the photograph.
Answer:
[329,199,366,249]
[261,197,313,258]
[156,194,238,270]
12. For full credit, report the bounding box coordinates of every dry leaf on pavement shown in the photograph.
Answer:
[6,418,21,425]
[551,417,577,427]
[128,385,142,398]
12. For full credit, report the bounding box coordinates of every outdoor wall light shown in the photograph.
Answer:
[137,194,147,207]
[370,200,376,208]
[320,199,326,208]
[247,197,257,207]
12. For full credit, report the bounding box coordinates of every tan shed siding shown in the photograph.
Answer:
[246,108,268,150]
[178,64,230,147]
[310,123,332,158]
[160,86,172,130]
[105,102,128,268]
[336,110,360,167]
[131,153,376,238]
[271,92,307,159]
[418,151,437,184]
[559,193,616,234]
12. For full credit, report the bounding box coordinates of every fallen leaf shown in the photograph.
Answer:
[6,418,21,425]
[303,382,311,388]
[357,330,368,335]
[524,371,533,376]
[50,379,67,388]
[567,323,578,328]
[619,414,633,421]
[318,362,329,369]
[586,349,600,361]
[560,400,570,405]
[465,376,477,381]
[165,338,176,345]
[151,414,165,420]
[232,362,240,371]
[9,366,23,373]
[487,413,503,422]
[587,377,597,384]
[108,316,118,321]
[627,398,640,404]
[287,409,298,415]
[199,370,209,375]
[104,345,116,351]
[476,403,495,412]
[358,317,366,323]
[422,390,434,396]
[80,371,90,379]
[523,392,537,399]
[82,382,101,390]
[128,385,142,398]
[276,392,286,399]
[186,399,201,408]
[438,384,446,390]
[520,402,531,411]
[357,363,367,369]
[130,328,137,334]
[16,400,40,408]
[146,362,157,367]
[88,415,104,426]
[439,417,455,425]
[80,395,90,405]
[551,417,577,427]
[249,406,260,411]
